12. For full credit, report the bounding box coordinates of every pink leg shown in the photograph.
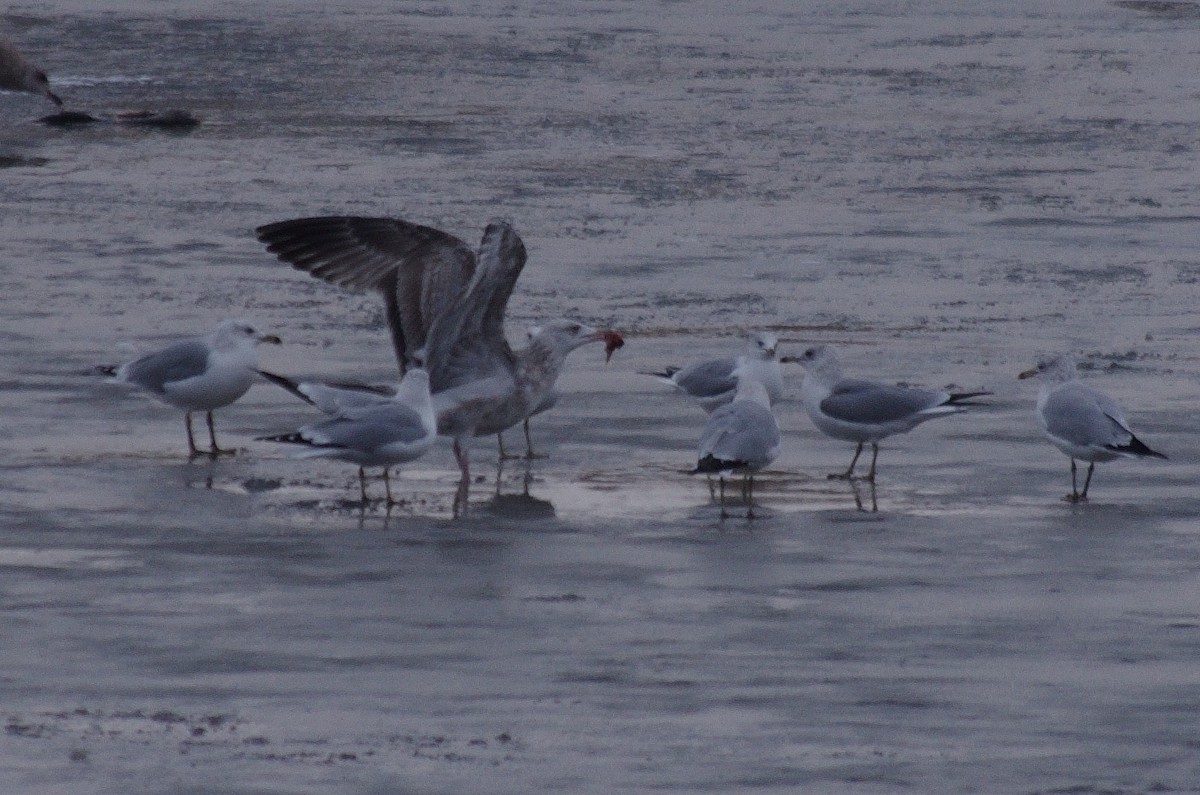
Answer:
[453,439,471,482]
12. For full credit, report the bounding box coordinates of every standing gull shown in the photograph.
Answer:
[105,319,282,457]
[255,216,622,484]
[691,365,781,519]
[0,34,62,107]
[788,344,988,481]
[644,331,783,412]
[260,324,573,461]
[1019,354,1166,503]
[257,367,436,505]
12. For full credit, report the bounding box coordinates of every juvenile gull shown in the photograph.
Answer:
[1019,354,1166,503]
[788,344,988,481]
[691,365,781,519]
[255,216,622,482]
[644,331,783,412]
[257,367,436,505]
[106,319,282,457]
[0,34,62,107]
[498,324,559,459]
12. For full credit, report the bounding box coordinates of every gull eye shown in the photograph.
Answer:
[568,323,581,334]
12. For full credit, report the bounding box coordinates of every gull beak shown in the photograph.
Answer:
[260,333,283,345]
[1018,368,1037,380]
[779,355,799,364]
[591,329,624,363]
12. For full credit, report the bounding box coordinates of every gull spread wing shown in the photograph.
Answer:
[424,220,526,392]
[255,216,477,372]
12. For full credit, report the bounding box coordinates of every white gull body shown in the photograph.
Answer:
[1019,353,1166,502]
[108,318,281,456]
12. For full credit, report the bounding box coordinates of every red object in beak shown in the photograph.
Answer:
[601,330,625,363]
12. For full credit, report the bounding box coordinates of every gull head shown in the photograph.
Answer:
[212,319,282,351]
[529,319,624,362]
[395,366,432,404]
[747,331,778,360]
[1019,354,1076,383]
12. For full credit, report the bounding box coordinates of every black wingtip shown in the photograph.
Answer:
[96,364,118,377]
[948,390,992,406]
[639,368,679,380]
[255,431,310,445]
[1109,434,1168,460]
[691,454,745,475]
[257,369,316,406]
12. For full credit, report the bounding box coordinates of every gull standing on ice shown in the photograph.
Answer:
[691,365,781,519]
[1019,354,1166,503]
[788,344,988,481]
[255,216,623,488]
[105,319,282,457]
[644,331,783,412]
[257,366,436,505]
[0,34,62,107]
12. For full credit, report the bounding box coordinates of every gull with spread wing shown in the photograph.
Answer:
[255,217,622,485]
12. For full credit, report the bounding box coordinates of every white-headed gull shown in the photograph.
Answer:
[257,367,436,505]
[255,217,622,485]
[691,364,781,519]
[105,319,281,457]
[0,34,61,107]
[1019,354,1166,503]
[787,344,988,481]
[644,331,783,412]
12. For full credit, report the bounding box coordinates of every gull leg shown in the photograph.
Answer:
[746,475,756,520]
[1066,459,1081,503]
[383,468,396,506]
[496,433,519,461]
[864,443,880,483]
[718,477,728,520]
[453,477,470,519]
[453,439,471,482]
[184,412,201,458]
[523,419,547,459]
[206,411,236,456]
[453,438,471,518]
[829,442,863,480]
[1079,462,1095,502]
[706,475,716,500]
[358,467,369,504]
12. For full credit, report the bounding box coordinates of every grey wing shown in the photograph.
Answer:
[699,402,780,466]
[309,403,429,449]
[1042,385,1127,446]
[674,357,737,398]
[120,340,210,393]
[424,221,525,392]
[255,216,477,373]
[820,379,942,424]
[304,381,396,416]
